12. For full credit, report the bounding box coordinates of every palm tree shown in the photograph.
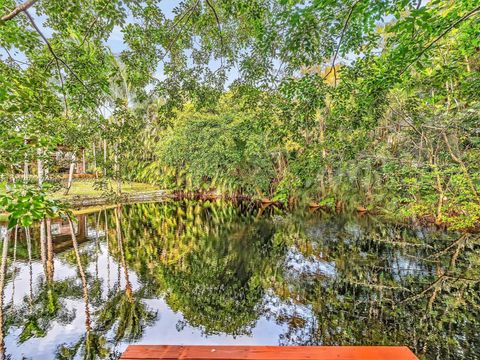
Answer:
[53,216,110,359]
[15,278,81,343]
[56,330,109,360]
[14,221,81,344]
[104,53,136,196]
[95,206,157,343]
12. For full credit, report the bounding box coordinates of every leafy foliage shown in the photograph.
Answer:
[1,0,479,229]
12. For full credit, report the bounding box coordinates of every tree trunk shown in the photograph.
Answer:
[39,218,47,275]
[114,144,121,195]
[316,109,332,194]
[25,227,33,309]
[23,161,29,181]
[10,226,18,306]
[64,153,76,195]
[23,137,29,182]
[115,206,132,299]
[105,209,111,292]
[465,55,471,73]
[46,218,54,283]
[94,213,100,279]
[67,216,91,333]
[37,148,44,187]
[0,230,11,360]
[81,148,86,174]
[433,161,444,225]
[92,142,98,178]
[103,140,107,177]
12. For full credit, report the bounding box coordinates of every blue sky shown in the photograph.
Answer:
[1,1,180,66]
[1,1,236,87]
[106,0,179,54]
[2,0,391,88]
[104,0,237,86]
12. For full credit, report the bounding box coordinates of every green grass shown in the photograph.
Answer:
[0,179,158,198]
[51,179,159,199]
[0,179,160,221]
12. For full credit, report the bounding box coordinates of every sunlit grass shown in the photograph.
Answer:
[51,179,159,199]
[0,180,160,221]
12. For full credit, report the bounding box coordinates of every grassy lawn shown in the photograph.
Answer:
[0,180,160,221]
[0,179,159,198]
[51,179,159,199]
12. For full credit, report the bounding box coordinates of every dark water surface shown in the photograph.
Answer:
[0,200,478,359]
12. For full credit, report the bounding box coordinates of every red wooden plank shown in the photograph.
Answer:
[120,345,418,360]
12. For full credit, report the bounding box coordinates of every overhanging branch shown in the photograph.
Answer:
[205,0,225,66]
[0,0,37,22]
[399,5,480,76]
[323,0,361,86]
[24,10,90,92]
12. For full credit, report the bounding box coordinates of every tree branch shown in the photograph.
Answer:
[148,0,200,96]
[205,0,225,68]
[399,5,480,76]
[79,3,110,48]
[158,0,199,65]
[0,0,37,22]
[24,10,90,92]
[323,0,361,86]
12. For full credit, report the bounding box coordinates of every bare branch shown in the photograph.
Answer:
[0,0,37,22]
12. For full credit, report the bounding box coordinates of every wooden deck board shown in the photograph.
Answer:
[120,345,418,360]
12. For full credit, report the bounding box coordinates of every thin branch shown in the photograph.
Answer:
[205,0,225,67]
[1,45,30,66]
[0,0,37,22]
[148,0,200,98]
[154,0,201,66]
[159,0,199,64]
[24,10,90,92]
[171,0,200,30]
[323,0,361,85]
[272,59,286,88]
[79,2,111,48]
[426,234,467,260]
[399,5,480,76]
[399,274,446,304]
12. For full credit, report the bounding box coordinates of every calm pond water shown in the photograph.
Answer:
[0,200,478,359]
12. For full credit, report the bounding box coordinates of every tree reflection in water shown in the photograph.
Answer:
[0,200,478,359]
